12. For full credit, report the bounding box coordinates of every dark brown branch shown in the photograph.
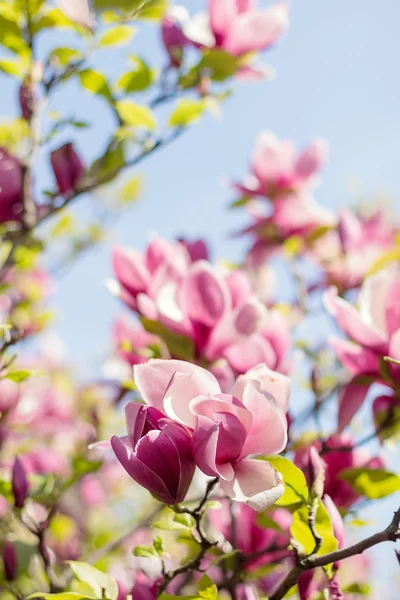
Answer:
[269,506,400,600]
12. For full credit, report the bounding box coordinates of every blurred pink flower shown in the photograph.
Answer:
[0,147,23,223]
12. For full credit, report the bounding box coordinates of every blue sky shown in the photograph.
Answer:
[1,1,400,593]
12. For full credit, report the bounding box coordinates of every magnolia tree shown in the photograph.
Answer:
[0,1,399,600]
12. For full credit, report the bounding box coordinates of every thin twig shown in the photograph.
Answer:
[269,506,400,600]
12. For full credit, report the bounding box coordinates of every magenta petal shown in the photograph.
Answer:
[232,363,291,414]
[295,138,328,179]
[159,420,195,502]
[209,0,237,39]
[191,414,220,477]
[110,435,175,504]
[329,338,379,376]
[182,261,230,327]
[125,402,146,446]
[112,247,150,298]
[385,277,400,337]
[224,335,275,374]
[338,380,371,433]
[214,412,247,464]
[323,494,344,549]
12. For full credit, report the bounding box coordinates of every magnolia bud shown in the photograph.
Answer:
[12,457,29,509]
[308,446,325,499]
[50,142,85,196]
[2,541,17,581]
[19,77,35,121]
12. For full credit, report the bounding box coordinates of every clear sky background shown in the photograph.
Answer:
[1,1,400,596]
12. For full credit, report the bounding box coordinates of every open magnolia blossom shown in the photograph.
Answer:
[110,359,290,511]
[233,131,328,200]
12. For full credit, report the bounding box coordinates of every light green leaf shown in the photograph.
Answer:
[87,140,125,185]
[152,510,194,531]
[0,58,26,78]
[140,318,194,360]
[79,69,113,102]
[339,468,400,499]
[32,8,81,33]
[117,57,154,92]
[198,50,237,81]
[3,369,32,382]
[168,99,205,128]
[116,100,156,130]
[120,176,142,204]
[68,561,118,600]
[0,14,29,56]
[153,536,164,555]
[94,0,167,21]
[291,502,338,562]
[49,47,83,67]
[50,214,76,238]
[133,545,158,558]
[99,25,135,46]
[261,456,309,507]
[198,574,217,600]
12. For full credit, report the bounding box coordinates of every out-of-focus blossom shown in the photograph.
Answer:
[0,147,23,223]
[210,500,290,569]
[19,77,35,121]
[183,2,289,76]
[110,403,196,505]
[132,359,289,510]
[161,6,190,67]
[112,239,291,378]
[295,435,384,509]
[324,268,400,427]
[50,142,85,196]
[312,207,397,291]
[234,132,328,200]
[113,315,160,366]
[0,379,20,414]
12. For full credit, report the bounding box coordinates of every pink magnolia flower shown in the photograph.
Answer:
[133,359,289,511]
[234,132,328,200]
[19,77,35,121]
[2,541,17,581]
[295,435,384,509]
[112,241,291,378]
[313,207,397,292]
[110,403,196,505]
[12,457,29,508]
[0,147,23,223]
[50,142,85,196]
[183,1,289,61]
[324,268,400,426]
[0,379,20,414]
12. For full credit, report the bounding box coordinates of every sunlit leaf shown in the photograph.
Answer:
[340,468,400,499]
[117,57,154,92]
[140,318,194,360]
[79,69,113,102]
[48,46,83,67]
[116,100,156,130]
[68,561,118,600]
[261,456,309,507]
[99,24,135,46]
[198,574,218,600]
[168,99,205,128]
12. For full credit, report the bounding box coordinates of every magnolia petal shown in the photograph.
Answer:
[231,363,291,413]
[220,458,284,511]
[133,359,220,412]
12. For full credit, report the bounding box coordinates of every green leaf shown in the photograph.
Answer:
[32,8,82,33]
[159,596,198,600]
[79,69,113,102]
[117,57,154,92]
[0,14,29,56]
[49,47,83,67]
[291,502,338,567]
[168,99,205,128]
[256,513,285,533]
[87,140,125,185]
[153,536,164,555]
[343,583,371,595]
[3,369,32,382]
[94,0,167,21]
[140,318,195,360]
[120,176,142,204]
[198,50,237,81]
[198,574,218,600]
[116,100,156,130]
[261,456,309,507]
[99,25,135,46]
[339,468,400,499]
[133,544,158,558]
[68,561,118,600]
[152,510,194,531]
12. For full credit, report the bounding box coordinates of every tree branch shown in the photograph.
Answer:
[269,506,400,600]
